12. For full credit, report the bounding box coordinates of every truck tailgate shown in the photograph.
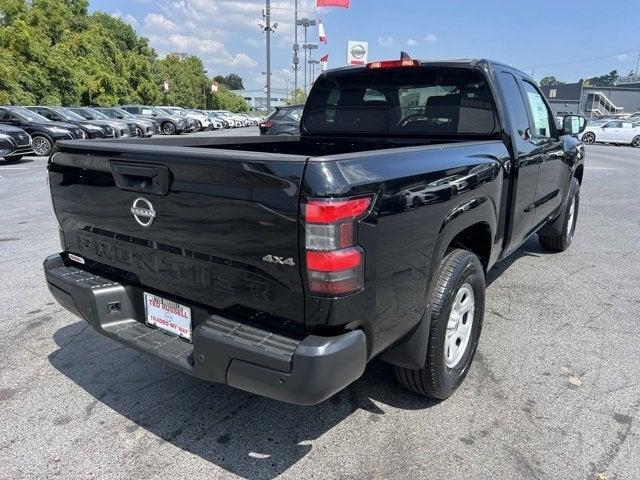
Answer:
[48,142,308,326]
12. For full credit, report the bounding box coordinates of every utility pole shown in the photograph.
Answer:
[265,0,271,112]
[308,59,320,83]
[259,1,278,112]
[294,0,299,92]
[297,18,316,95]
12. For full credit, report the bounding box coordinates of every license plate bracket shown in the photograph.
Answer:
[144,292,192,341]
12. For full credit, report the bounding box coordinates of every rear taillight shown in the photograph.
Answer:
[303,196,373,296]
[260,120,274,129]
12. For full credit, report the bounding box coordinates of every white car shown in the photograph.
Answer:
[581,120,640,147]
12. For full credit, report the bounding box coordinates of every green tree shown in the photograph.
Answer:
[154,54,211,108]
[210,85,248,112]
[213,73,244,91]
[286,88,306,105]
[584,70,619,87]
[540,76,565,87]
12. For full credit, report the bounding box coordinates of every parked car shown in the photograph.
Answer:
[25,106,115,139]
[44,59,586,405]
[259,105,303,135]
[159,107,214,132]
[89,107,160,138]
[68,107,149,138]
[0,106,83,156]
[210,110,241,127]
[581,120,640,147]
[120,105,187,135]
[235,113,259,126]
[0,124,33,161]
[205,111,230,128]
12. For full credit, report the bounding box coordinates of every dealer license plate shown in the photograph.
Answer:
[144,293,192,341]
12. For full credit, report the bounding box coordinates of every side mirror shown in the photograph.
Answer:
[562,115,586,136]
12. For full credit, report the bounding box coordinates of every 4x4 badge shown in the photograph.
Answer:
[262,255,295,266]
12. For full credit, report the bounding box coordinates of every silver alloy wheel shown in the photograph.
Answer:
[32,136,51,156]
[582,132,595,144]
[162,122,175,135]
[445,283,475,368]
[567,195,576,238]
[632,136,640,148]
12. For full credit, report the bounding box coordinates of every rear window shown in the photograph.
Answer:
[303,67,498,136]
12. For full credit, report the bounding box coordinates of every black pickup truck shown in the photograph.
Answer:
[44,59,586,405]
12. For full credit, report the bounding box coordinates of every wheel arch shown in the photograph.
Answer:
[381,206,495,369]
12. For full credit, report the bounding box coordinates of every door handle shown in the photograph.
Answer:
[544,151,564,163]
[109,161,172,195]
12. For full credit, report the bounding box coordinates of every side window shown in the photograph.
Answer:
[38,109,54,120]
[0,109,12,121]
[522,81,553,138]
[621,122,633,129]
[496,72,531,139]
[141,108,153,115]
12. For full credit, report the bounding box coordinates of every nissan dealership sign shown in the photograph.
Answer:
[347,41,368,65]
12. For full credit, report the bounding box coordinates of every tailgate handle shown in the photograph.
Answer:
[110,162,172,196]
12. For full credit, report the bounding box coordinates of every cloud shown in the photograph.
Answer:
[144,13,177,32]
[406,38,417,47]
[134,0,318,88]
[111,10,139,27]
[617,54,628,62]
[424,33,438,43]
[378,36,395,47]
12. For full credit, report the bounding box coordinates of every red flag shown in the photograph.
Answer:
[320,54,329,72]
[316,0,350,8]
[318,19,327,44]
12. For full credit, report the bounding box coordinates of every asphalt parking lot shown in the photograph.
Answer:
[0,136,638,480]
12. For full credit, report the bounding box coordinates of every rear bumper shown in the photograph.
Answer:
[43,254,367,405]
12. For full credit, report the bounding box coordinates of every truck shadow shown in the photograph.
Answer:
[486,235,547,287]
[48,323,437,479]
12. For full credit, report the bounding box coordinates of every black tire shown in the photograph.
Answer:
[581,132,595,144]
[135,126,144,137]
[161,122,176,135]
[3,155,23,163]
[539,178,580,252]
[31,134,53,156]
[395,249,485,400]
[632,135,640,148]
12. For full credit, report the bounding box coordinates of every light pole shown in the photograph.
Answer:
[308,59,320,84]
[259,1,278,112]
[296,18,316,95]
[294,0,299,92]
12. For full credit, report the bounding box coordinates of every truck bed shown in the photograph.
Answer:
[106,133,497,157]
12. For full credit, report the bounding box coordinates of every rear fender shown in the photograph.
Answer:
[381,197,496,369]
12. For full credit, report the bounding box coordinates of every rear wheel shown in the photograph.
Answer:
[32,135,53,156]
[539,178,580,252]
[395,249,485,399]
[161,122,176,135]
[582,132,595,144]
[632,135,640,148]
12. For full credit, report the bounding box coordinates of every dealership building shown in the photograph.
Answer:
[231,88,289,111]
[541,77,640,117]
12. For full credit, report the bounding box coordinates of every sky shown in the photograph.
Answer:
[91,0,640,91]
